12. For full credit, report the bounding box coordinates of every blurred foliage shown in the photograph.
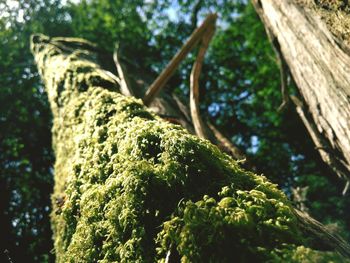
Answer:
[0,0,349,262]
[0,1,73,262]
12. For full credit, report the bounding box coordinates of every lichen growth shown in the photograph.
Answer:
[296,0,350,48]
[31,34,348,262]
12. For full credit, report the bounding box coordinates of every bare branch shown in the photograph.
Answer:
[190,0,203,31]
[113,43,134,97]
[143,13,217,106]
[206,121,246,161]
[190,24,215,139]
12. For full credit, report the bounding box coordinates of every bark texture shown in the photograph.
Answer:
[31,34,349,262]
[252,0,350,183]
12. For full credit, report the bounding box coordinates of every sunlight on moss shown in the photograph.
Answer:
[31,34,348,262]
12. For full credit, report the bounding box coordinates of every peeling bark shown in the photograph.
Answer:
[252,0,350,184]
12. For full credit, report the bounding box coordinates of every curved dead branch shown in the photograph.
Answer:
[143,14,217,105]
[113,43,134,97]
[190,24,215,139]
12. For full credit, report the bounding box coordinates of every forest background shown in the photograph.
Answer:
[1,0,349,262]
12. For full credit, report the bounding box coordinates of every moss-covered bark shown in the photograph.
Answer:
[31,34,348,262]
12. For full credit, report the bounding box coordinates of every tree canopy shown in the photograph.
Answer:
[1,0,349,262]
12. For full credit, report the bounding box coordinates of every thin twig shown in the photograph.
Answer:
[259,25,290,111]
[143,14,217,106]
[206,121,246,161]
[290,95,350,194]
[277,55,289,111]
[190,24,215,139]
[3,249,13,263]
[113,43,134,97]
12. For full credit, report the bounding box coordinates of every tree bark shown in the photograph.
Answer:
[31,34,349,262]
[252,0,350,186]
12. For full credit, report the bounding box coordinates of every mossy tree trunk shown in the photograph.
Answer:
[31,34,349,262]
[252,0,350,186]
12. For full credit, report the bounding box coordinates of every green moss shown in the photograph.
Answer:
[156,189,295,262]
[31,34,348,262]
[269,244,350,262]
